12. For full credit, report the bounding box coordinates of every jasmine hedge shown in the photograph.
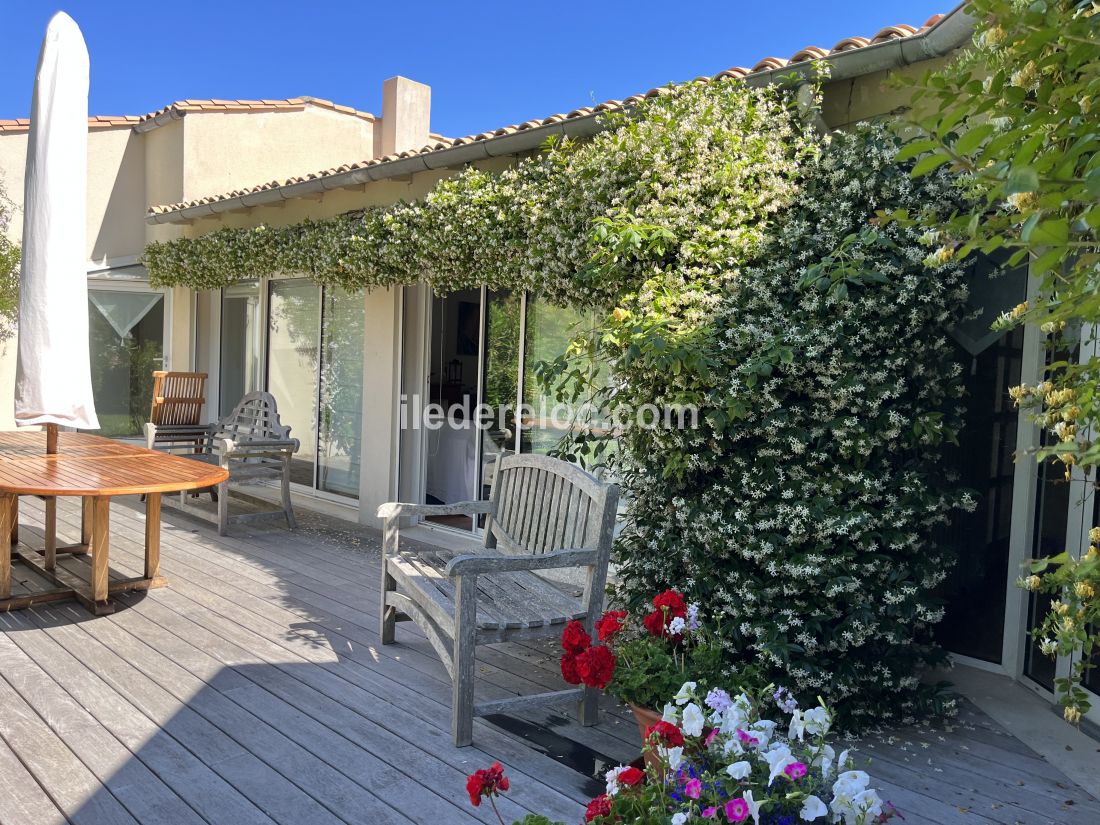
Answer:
[145,77,973,728]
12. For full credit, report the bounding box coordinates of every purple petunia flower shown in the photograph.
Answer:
[705,688,732,713]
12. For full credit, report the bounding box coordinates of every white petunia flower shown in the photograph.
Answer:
[673,681,697,706]
[742,789,762,824]
[681,702,705,737]
[800,794,828,821]
[725,760,752,779]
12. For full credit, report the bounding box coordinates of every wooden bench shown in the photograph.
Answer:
[377,453,619,746]
[145,391,300,536]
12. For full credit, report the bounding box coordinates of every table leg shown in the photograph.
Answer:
[44,497,56,571]
[9,494,17,547]
[81,496,93,550]
[145,493,161,579]
[90,496,109,605]
[0,493,12,599]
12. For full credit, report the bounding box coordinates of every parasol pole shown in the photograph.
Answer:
[46,423,58,455]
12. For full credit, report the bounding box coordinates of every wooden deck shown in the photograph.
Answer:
[0,495,1096,825]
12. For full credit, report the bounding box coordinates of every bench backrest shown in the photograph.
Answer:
[484,453,618,561]
[150,371,207,427]
[218,391,295,443]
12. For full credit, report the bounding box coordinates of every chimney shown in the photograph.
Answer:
[381,76,431,156]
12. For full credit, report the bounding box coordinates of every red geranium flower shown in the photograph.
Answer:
[617,766,644,787]
[561,620,592,655]
[465,761,509,807]
[652,589,687,619]
[594,610,627,641]
[575,644,616,689]
[644,720,685,748]
[560,652,582,685]
[642,609,667,638]
[584,793,613,822]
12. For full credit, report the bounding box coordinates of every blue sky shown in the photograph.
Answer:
[3,1,950,139]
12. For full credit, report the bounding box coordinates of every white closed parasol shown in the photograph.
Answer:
[15,11,99,452]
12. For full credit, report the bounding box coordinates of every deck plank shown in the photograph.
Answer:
[0,732,69,825]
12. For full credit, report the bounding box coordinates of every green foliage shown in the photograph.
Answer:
[610,634,736,712]
[0,177,19,339]
[900,0,1100,721]
[511,816,564,825]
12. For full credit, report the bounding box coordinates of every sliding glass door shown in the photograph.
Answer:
[264,278,365,498]
[414,289,605,534]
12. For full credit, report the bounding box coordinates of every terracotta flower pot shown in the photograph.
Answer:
[628,703,664,774]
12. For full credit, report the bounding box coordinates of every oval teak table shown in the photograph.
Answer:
[0,431,228,614]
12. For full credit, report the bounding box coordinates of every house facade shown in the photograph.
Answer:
[2,6,1095,722]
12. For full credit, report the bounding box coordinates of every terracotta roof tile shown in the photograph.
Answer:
[0,97,376,136]
[148,13,947,217]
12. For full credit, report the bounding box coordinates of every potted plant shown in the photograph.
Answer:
[464,682,898,824]
[559,590,760,756]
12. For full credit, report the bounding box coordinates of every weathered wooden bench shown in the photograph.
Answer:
[377,453,619,746]
[145,391,300,536]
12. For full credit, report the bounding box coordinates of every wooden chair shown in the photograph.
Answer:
[147,372,208,447]
[145,391,300,536]
[377,453,619,746]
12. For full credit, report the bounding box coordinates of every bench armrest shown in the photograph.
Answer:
[217,437,299,455]
[376,500,495,520]
[445,547,597,577]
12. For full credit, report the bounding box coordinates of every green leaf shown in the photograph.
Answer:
[911,154,952,178]
[893,139,939,162]
[1027,218,1069,246]
[1005,166,1040,194]
[954,123,994,156]
[1086,167,1100,198]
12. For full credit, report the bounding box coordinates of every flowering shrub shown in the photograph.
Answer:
[566,592,747,712]
[588,682,898,825]
[586,124,974,729]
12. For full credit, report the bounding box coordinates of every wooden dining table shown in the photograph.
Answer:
[0,430,228,614]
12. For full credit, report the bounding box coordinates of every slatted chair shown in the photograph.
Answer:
[145,391,300,536]
[377,453,619,746]
[147,371,208,448]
